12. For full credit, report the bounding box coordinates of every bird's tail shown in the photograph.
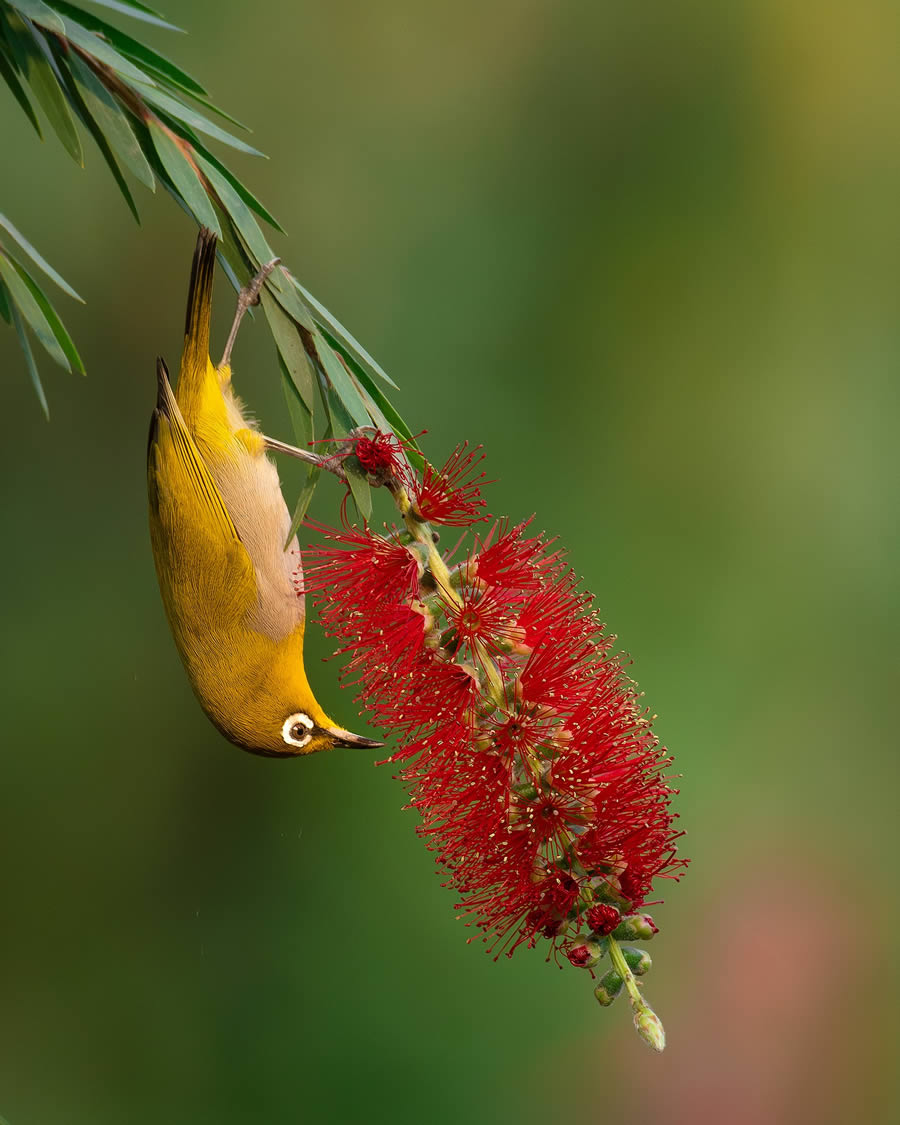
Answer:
[177,227,217,411]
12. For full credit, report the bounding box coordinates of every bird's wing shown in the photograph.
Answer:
[148,357,256,631]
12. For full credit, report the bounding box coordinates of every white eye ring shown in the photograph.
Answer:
[283,712,314,749]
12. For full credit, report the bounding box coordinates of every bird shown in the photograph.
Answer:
[147,227,383,757]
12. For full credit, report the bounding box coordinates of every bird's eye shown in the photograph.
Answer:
[282,712,314,749]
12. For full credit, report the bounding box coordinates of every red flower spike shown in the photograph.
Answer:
[413,443,492,526]
[306,439,687,1045]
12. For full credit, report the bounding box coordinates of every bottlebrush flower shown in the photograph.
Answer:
[303,433,687,1049]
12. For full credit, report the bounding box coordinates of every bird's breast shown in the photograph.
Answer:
[204,433,305,643]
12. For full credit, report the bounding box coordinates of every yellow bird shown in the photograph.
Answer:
[147,228,382,756]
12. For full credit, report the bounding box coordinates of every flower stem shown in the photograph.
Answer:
[396,486,505,707]
[607,935,643,1007]
[607,935,666,1052]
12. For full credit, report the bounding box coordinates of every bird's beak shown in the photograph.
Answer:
[326,726,385,749]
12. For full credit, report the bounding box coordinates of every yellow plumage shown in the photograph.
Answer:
[147,229,380,756]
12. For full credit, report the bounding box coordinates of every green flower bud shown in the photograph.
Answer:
[611,912,658,942]
[633,1002,666,1052]
[594,969,624,1006]
[622,945,652,976]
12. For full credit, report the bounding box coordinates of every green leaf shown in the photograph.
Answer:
[15,263,83,371]
[345,464,372,521]
[261,290,315,412]
[0,37,42,136]
[319,383,371,520]
[194,154,276,270]
[322,330,423,468]
[58,51,142,221]
[52,2,200,91]
[210,210,252,293]
[53,13,158,86]
[136,60,249,129]
[294,277,399,389]
[0,212,83,299]
[79,0,182,33]
[0,251,71,370]
[193,152,308,324]
[136,82,263,157]
[181,91,249,132]
[280,353,314,447]
[67,51,155,189]
[11,0,64,35]
[285,464,320,546]
[189,141,283,232]
[0,278,11,323]
[1,250,84,372]
[315,331,372,429]
[5,13,83,164]
[280,355,320,545]
[193,167,311,324]
[10,297,49,417]
[148,121,220,234]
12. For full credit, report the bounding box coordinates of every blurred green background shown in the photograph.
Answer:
[2,1,898,1122]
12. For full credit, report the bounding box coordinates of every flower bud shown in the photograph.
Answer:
[621,945,652,976]
[586,903,621,936]
[594,969,624,1006]
[566,939,605,968]
[633,1002,666,1052]
[612,913,658,942]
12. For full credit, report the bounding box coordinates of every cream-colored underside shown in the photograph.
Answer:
[205,384,304,642]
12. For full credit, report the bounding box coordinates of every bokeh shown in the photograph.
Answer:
[2,2,898,1123]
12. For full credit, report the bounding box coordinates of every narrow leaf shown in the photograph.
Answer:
[0,40,43,136]
[315,332,372,429]
[136,81,263,156]
[148,121,220,234]
[11,0,64,35]
[0,278,11,323]
[136,61,249,129]
[80,0,182,33]
[53,13,158,86]
[61,56,141,221]
[261,291,315,411]
[285,466,320,546]
[211,211,251,294]
[187,139,283,232]
[0,212,83,299]
[280,353,314,449]
[3,251,84,371]
[345,464,372,522]
[6,14,83,164]
[294,277,399,389]
[68,50,154,189]
[325,331,423,468]
[10,298,49,417]
[52,2,200,91]
[0,252,70,370]
[195,158,311,324]
[280,355,320,544]
[195,155,276,273]
[322,383,373,524]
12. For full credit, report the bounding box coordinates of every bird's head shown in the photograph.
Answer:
[210,689,384,758]
[202,639,385,758]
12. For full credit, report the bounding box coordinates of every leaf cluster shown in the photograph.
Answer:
[0,0,417,519]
